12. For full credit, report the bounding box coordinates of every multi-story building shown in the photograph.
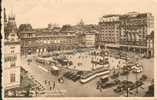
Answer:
[97,15,120,49]
[75,22,99,48]
[77,32,96,48]
[97,12,154,57]
[146,31,154,57]
[119,12,154,57]
[20,26,79,55]
[4,11,32,96]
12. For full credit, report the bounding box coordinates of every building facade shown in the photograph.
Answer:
[97,12,154,57]
[119,12,154,57]
[20,27,79,55]
[97,15,120,49]
[84,33,96,47]
[4,12,31,96]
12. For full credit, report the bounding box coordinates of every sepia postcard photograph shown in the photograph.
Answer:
[1,0,157,99]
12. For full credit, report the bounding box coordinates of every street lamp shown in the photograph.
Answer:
[124,54,129,97]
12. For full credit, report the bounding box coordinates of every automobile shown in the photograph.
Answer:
[120,70,129,75]
[100,77,109,83]
[145,84,154,96]
[72,75,81,82]
[64,72,73,78]
[63,72,70,77]
[101,82,116,89]
[130,81,143,90]
[121,80,134,85]
[135,80,144,87]
[76,71,84,76]
[114,86,122,93]
[100,79,119,89]
[111,72,119,79]
[118,80,134,90]
[113,79,121,85]
[68,73,76,79]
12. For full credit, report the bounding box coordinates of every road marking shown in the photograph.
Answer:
[38,65,49,72]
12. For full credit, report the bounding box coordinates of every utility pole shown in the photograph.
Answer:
[126,55,129,97]
[124,18,129,97]
[136,72,138,96]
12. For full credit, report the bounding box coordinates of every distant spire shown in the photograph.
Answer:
[4,8,8,36]
[7,10,17,33]
[4,8,8,30]
[79,18,84,25]
[4,8,7,22]
[8,8,15,20]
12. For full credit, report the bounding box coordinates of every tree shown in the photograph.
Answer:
[60,24,72,32]
[18,24,32,32]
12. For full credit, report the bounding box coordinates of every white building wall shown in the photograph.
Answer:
[4,32,22,89]
[85,34,95,47]
[4,67,21,89]
[4,44,21,68]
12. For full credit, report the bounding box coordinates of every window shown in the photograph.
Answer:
[11,50,14,54]
[5,56,16,62]
[10,63,16,67]
[10,73,16,83]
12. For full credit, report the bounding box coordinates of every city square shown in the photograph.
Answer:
[19,47,154,97]
[3,0,155,98]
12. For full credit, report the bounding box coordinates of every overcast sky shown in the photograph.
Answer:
[3,0,157,28]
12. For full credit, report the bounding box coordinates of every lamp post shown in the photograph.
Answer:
[124,54,129,97]
[135,58,139,96]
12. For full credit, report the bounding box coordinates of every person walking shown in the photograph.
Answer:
[45,80,47,85]
[99,86,102,92]
[48,81,51,85]
[96,81,100,89]
[53,81,56,90]
[50,86,52,90]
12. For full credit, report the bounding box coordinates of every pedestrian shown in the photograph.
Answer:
[96,81,100,89]
[50,86,52,90]
[61,77,64,83]
[45,80,47,85]
[58,78,61,83]
[53,81,56,90]
[99,86,102,92]
[35,90,38,96]
[48,81,51,85]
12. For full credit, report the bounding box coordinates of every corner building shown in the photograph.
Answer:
[119,12,154,57]
[4,11,32,96]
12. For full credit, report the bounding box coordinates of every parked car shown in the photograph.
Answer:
[111,72,119,79]
[101,82,116,89]
[99,79,120,89]
[120,70,129,75]
[72,75,81,82]
[114,86,122,93]
[117,80,134,91]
